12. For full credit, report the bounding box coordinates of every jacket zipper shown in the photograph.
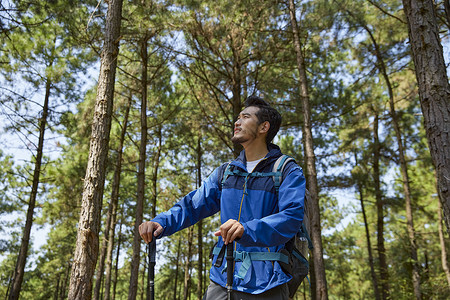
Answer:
[236,158,268,251]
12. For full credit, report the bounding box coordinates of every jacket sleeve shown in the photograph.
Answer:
[237,164,306,247]
[151,167,221,238]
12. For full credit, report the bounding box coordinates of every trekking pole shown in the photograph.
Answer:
[147,237,156,300]
[226,243,234,300]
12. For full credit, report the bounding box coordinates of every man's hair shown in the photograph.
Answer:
[244,95,282,144]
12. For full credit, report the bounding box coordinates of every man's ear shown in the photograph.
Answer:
[259,121,270,134]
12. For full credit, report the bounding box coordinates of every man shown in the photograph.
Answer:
[139,95,306,299]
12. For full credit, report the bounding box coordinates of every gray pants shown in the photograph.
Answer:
[202,280,289,300]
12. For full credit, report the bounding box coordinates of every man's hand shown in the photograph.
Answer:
[139,221,163,244]
[214,219,244,245]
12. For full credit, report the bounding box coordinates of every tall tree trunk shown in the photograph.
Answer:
[287,1,328,298]
[6,271,13,299]
[195,223,203,295]
[232,71,242,156]
[145,116,161,299]
[173,236,182,300]
[67,1,123,299]
[103,97,131,300]
[231,27,243,157]
[362,25,422,298]
[8,78,51,300]
[444,0,450,29]
[140,259,146,300]
[402,0,450,234]
[60,263,70,300]
[372,111,390,300]
[183,227,193,300]
[437,195,450,288]
[151,124,162,220]
[93,220,109,298]
[203,244,208,297]
[355,159,380,300]
[145,122,162,300]
[128,37,149,300]
[196,136,203,299]
[54,270,61,300]
[112,219,123,300]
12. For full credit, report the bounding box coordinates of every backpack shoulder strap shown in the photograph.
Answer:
[272,155,313,249]
[272,155,296,193]
[220,155,295,192]
[219,162,232,190]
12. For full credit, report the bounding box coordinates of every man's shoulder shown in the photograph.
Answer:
[274,154,302,180]
[274,153,299,167]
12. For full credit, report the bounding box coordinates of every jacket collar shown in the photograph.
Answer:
[232,143,282,170]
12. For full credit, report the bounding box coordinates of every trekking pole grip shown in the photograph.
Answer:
[226,243,234,299]
[148,238,156,300]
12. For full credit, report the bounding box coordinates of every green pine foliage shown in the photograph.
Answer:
[0,0,448,299]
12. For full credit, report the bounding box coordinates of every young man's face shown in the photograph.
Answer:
[232,106,265,144]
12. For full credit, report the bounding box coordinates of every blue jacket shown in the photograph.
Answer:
[152,144,306,294]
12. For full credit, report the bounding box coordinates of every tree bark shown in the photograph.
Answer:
[355,150,380,300]
[140,259,146,300]
[112,219,123,300]
[173,236,182,300]
[232,47,243,157]
[151,124,162,219]
[103,97,131,300]
[60,263,71,300]
[183,227,193,300]
[93,210,110,298]
[363,24,422,298]
[228,23,244,157]
[203,242,208,297]
[444,0,450,28]
[372,111,391,300]
[287,0,328,298]
[8,78,51,300]
[361,193,380,300]
[67,1,123,298]
[128,37,149,300]
[54,272,61,300]
[401,0,450,234]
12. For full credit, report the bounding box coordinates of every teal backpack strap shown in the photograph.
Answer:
[234,251,289,279]
[221,162,232,189]
[221,163,254,187]
[221,155,295,191]
[272,155,295,193]
[212,247,289,280]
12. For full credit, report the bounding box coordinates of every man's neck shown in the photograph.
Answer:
[243,140,269,162]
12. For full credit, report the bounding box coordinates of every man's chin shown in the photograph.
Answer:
[231,136,247,144]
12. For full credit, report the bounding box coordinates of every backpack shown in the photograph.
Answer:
[219,154,313,298]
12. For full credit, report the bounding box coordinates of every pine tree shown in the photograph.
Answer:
[287,0,328,297]
[402,0,450,234]
[68,0,123,298]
